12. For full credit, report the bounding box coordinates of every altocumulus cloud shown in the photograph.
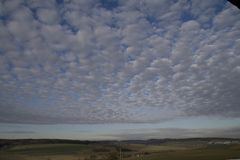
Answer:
[0,0,240,124]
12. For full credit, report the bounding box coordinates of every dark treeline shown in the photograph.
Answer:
[1,137,239,149]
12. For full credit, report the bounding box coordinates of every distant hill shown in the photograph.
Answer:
[1,137,240,149]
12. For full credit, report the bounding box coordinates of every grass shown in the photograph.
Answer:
[131,144,240,160]
[0,144,93,160]
[7,144,88,155]
[142,146,240,160]
[0,140,240,160]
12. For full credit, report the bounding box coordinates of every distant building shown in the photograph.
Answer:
[208,140,240,145]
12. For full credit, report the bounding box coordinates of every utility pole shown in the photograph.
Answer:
[119,141,122,160]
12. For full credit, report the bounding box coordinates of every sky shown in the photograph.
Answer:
[0,0,240,140]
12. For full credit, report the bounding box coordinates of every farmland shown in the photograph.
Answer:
[0,138,240,160]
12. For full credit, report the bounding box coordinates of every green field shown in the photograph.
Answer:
[0,139,240,160]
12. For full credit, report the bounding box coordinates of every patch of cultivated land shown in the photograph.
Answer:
[0,139,240,160]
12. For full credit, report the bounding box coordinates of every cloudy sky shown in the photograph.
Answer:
[0,0,240,140]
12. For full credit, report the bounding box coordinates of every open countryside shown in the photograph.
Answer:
[1,139,240,160]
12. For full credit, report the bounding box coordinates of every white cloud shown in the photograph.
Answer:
[0,0,240,124]
[37,8,59,25]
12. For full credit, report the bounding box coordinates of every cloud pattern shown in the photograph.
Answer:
[0,0,240,124]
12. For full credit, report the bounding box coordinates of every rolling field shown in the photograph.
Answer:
[0,139,240,160]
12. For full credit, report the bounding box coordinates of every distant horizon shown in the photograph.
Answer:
[1,137,240,141]
[1,116,240,140]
